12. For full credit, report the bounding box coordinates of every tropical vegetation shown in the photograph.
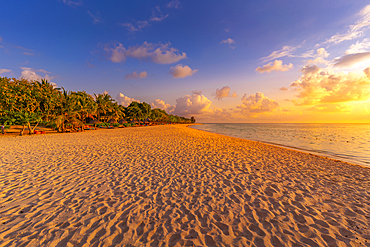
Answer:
[0,77,195,135]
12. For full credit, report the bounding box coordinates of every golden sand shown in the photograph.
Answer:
[0,125,369,246]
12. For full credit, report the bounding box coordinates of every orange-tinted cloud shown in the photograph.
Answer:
[169,64,198,78]
[237,92,279,117]
[174,93,212,115]
[214,86,237,100]
[256,60,293,73]
[116,93,140,106]
[290,66,370,105]
[151,99,175,113]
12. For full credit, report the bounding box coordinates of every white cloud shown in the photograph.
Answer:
[290,66,370,105]
[214,86,237,100]
[256,60,293,73]
[0,68,11,74]
[307,48,330,65]
[125,71,148,80]
[121,21,149,32]
[333,51,370,68]
[174,93,213,115]
[192,90,202,95]
[220,38,235,44]
[104,42,187,64]
[87,10,100,24]
[169,64,198,78]
[237,92,279,117]
[326,4,370,44]
[116,93,140,107]
[20,67,54,81]
[346,38,370,54]
[260,45,298,62]
[299,50,315,58]
[62,0,82,7]
[151,99,175,113]
[167,0,180,9]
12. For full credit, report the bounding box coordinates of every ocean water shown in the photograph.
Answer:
[191,123,370,167]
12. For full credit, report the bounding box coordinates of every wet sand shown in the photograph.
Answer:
[0,125,369,246]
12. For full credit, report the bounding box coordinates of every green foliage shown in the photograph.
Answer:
[0,76,194,135]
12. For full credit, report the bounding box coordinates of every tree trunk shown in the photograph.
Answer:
[20,125,26,136]
[27,122,32,135]
[31,122,39,133]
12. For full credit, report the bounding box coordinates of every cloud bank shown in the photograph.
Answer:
[151,99,175,113]
[290,65,370,105]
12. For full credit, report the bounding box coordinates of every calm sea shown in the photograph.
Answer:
[191,123,370,167]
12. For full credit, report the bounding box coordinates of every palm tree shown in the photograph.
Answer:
[73,91,97,123]
[95,93,115,122]
[53,89,83,132]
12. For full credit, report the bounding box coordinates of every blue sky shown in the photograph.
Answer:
[1,1,370,122]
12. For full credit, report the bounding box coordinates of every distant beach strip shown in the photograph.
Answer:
[191,123,370,168]
[0,125,369,246]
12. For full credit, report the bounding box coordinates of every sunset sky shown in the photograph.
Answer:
[1,1,370,123]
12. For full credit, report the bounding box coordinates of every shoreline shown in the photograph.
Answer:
[190,124,370,169]
[0,125,369,246]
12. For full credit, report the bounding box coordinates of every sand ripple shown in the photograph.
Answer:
[0,125,369,246]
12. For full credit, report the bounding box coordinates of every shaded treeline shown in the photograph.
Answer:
[0,77,195,135]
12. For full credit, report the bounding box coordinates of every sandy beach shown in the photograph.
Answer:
[0,124,369,246]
